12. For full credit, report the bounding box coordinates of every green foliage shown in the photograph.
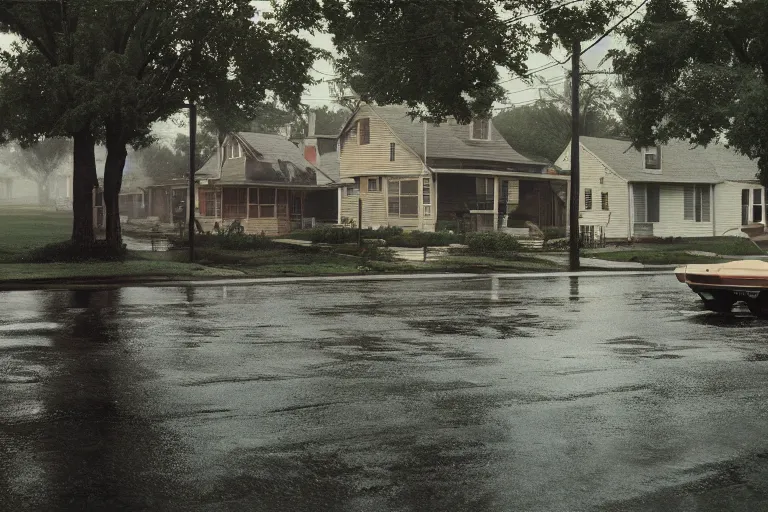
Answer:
[17,240,127,263]
[172,231,275,251]
[281,0,630,122]
[610,0,768,183]
[291,226,464,247]
[465,232,522,255]
[493,76,625,162]
[542,227,567,241]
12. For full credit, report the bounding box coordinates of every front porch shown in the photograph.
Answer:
[197,185,338,236]
[434,171,569,233]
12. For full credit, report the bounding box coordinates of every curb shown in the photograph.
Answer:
[0,268,676,292]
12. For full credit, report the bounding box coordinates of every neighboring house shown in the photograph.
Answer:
[291,111,343,226]
[195,132,339,235]
[338,102,569,232]
[554,137,765,240]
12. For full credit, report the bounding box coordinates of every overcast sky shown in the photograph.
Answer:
[0,4,619,144]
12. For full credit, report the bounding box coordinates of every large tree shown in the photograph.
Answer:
[610,0,768,183]
[6,138,72,205]
[0,0,319,248]
[282,0,631,123]
[494,75,625,162]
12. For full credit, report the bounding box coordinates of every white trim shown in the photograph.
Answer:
[432,168,570,181]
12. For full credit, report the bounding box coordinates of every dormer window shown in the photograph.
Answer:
[643,146,661,170]
[470,118,491,140]
[228,140,242,159]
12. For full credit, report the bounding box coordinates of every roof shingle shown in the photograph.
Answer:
[579,136,758,184]
[371,104,546,167]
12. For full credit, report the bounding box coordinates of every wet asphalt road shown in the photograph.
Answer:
[2,274,768,511]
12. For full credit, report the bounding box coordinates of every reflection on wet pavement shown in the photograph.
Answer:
[1,275,768,510]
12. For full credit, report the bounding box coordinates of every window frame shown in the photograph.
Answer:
[423,177,432,216]
[633,184,660,223]
[683,185,711,223]
[474,177,495,211]
[367,177,380,193]
[643,146,661,170]
[584,188,593,210]
[470,118,491,141]
[742,187,764,225]
[247,187,277,218]
[222,187,247,219]
[389,142,395,162]
[601,192,609,211]
[387,178,419,218]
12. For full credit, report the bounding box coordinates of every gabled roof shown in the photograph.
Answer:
[359,103,545,167]
[578,136,758,184]
[202,132,336,187]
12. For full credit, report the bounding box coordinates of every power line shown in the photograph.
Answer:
[503,0,586,25]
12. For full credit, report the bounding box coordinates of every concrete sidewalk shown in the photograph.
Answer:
[533,254,677,270]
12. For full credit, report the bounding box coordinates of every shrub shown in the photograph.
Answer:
[18,240,127,263]
[465,232,521,255]
[542,227,566,241]
[171,232,274,251]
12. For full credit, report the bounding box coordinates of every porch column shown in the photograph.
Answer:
[432,174,438,231]
[493,176,500,231]
[565,180,571,234]
[337,187,342,224]
[246,188,250,219]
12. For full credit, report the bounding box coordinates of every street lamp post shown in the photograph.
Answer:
[184,101,197,262]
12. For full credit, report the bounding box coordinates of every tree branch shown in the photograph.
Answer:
[723,29,751,66]
[119,1,152,54]
[0,8,57,65]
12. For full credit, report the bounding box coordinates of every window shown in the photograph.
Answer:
[222,188,247,219]
[423,177,432,216]
[601,192,609,211]
[743,188,763,224]
[474,177,494,210]
[683,185,710,222]
[389,142,395,161]
[388,179,419,217]
[754,189,763,223]
[633,184,660,223]
[345,184,359,197]
[471,118,490,140]
[201,190,221,217]
[247,187,276,218]
[228,141,242,159]
[643,147,661,170]
[367,178,379,192]
[358,118,370,145]
[584,188,593,210]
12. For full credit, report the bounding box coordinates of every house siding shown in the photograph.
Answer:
[554,142,630,240]
[715,182,763,237]
[650,184,713,238]
[339,104,425,180]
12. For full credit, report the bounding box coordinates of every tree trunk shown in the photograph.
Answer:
[104,142,127,247]
[71,129,97,245]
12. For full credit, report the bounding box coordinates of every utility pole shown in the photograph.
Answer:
[569,40,581,271]
[186,101,197,262]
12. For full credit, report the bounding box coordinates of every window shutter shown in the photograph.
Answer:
[584,188,592,210]
[700,186,711,222]
[633,185,646,222]
[683,186,694,220]
[601,192,609,211]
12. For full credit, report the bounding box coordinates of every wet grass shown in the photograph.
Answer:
[0,207,72,262]
[588,251,730,265]
[0,260,242,282]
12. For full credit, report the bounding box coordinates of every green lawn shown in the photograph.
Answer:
[0,208,567,282]
[585,237,763,257]
[590,251,729,265]
[0,208,72,261]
